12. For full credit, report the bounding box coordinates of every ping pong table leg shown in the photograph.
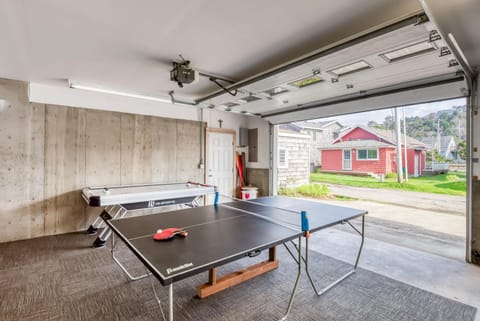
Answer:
[279,236,302,321]
[304,215,365,296]
[169,283,173,321]
[110,233,152,281]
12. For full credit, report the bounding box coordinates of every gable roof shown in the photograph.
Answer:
[279,123,302,133]
[334,125,426,149]
[367,126,426,148]
[420,136,455,150]
[320,139,393,150]
[293,120,343,130]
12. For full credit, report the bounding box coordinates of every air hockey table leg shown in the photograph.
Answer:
[86,205,113,235]
[93,206,127,248]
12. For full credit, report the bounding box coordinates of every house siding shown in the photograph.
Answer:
[352,148,391,174]
[339,128,386,143]
[322,150,343,171]
[321,126,427,176]
[301,122,343,166]
[322,147,425,175]
[278,132,310,188]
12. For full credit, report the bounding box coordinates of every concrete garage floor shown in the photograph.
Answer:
[310,228,480,321]
[297,188,480,320]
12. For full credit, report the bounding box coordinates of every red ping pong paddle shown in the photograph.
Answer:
[153,228,188,241]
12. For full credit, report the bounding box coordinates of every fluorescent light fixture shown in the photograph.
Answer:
[379,41,436,63]
[262,86,288,97]
[236,95,261,104]
[69,82,172,104]
[327,60,371,77]
[288,75,323,88]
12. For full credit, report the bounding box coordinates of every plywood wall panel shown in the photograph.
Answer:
[176,120,203,182]
[26,103,46,238]
[119,113,136,184]
[151,117,177,182]
[0,78,205,243]
[44,105,86,235]
[85,109,121,186]
[0,79,45,242]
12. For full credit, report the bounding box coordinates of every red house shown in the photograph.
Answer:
[320,126,426,177]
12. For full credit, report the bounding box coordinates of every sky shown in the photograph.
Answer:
[315,97,467,126]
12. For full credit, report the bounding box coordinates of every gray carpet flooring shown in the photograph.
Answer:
[0,232,476,321]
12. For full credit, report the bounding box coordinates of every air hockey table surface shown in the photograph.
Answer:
[82,182,216,207]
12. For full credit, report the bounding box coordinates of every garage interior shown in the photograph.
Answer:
[1,1,480,321]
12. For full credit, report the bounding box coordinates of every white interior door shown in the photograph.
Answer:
[207,131,234,202]
[342,149,352,170]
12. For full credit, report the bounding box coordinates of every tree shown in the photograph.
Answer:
[368,120,381,128]
[426,149,447,163]
[457,140,467,160]
[382,115,394,130]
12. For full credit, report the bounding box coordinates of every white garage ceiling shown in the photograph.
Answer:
[0,0,478,122]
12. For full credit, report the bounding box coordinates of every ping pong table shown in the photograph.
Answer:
[82,181,216,247]
[103,195,366,321]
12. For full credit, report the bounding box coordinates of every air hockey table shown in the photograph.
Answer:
[82,181,216,247]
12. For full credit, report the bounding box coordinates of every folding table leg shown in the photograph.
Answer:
[305,215,365,296]
[279,236,302,321]
[110,233,151,281]
[169,284,173,321]
[147,271,167,321]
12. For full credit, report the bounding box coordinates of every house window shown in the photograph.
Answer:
[311,130,316,141]
[357,149,378,160]
[278,149,288,168]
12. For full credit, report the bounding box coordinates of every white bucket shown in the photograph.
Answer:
[241,187,258,200]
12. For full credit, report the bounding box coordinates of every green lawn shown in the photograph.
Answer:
[310,171,466,196]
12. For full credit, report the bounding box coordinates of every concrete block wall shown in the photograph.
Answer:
[246,168,269,197]
[0,78,203,243]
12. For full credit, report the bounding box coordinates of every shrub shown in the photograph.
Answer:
[278,187,296,196]
[295,184,330,197]
[445,174,460,181]
[385,172,397,179]
[278,184,330,198]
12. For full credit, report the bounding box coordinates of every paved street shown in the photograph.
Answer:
[325,183,466,215]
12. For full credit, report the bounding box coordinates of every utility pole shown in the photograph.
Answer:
[394,108,403,183]
[403,108,408,181]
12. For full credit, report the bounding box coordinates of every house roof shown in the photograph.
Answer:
[420,136,455,150]
[279,123,302,133]
[367,126,426,148]
[293,120,342,131]
[320,140,393,150]
[333,125,426,149]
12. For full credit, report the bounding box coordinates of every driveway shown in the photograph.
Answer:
[324,183,466,215]
[304,183,466,260]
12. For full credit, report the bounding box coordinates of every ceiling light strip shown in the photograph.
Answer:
[70,83,173,103]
